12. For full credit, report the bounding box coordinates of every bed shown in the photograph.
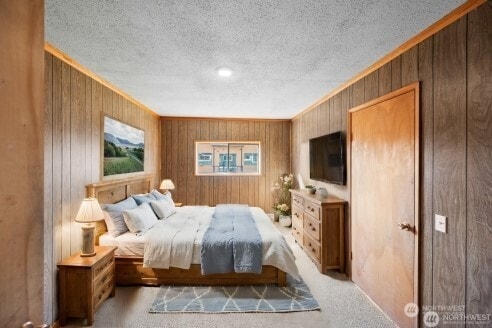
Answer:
[86,175,298,287]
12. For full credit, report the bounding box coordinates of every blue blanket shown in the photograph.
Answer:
[201,204,263,275]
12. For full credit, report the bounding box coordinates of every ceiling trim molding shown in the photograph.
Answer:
[160,116,291,122]
[44,42,160,118]
[292,0,486,120]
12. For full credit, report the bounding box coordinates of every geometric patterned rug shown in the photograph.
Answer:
[149,275,320,313]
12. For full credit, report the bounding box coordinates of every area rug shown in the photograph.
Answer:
[149,275,320,313]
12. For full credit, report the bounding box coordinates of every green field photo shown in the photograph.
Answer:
[103,116,145,176]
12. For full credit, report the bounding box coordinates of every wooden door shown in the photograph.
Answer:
[0,0,45,326]
[349,83,419,328]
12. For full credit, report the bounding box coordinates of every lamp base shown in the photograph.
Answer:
[80,252,96,257]
[80,224,96,257]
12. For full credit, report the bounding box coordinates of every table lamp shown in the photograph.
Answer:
[159,179,175,193]
[75,197,104,257]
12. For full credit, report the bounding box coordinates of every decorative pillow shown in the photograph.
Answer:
[102,210,115,234]
[123,202,158,235]
[132,193,157,205]
[164,191,175,206]
[150,199,176,219]
[103,197,138,237]
[150,189,166,201]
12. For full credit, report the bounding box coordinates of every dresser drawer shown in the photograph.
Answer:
[292,205,303,222]
[292,218,303,245]
[304,214,321,241]
[292,208,303,230]
[303,233,321,262]
[304,201,320,220]
[292,194,304,209]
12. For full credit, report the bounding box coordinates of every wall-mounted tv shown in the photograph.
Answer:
[309,131,346,185]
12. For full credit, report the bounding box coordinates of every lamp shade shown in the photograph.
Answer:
[75,198,104,223]
[160,179,175,190]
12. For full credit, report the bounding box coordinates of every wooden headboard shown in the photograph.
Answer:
[85,174,154,244]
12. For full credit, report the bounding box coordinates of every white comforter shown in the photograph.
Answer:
[143,206,203,269]
[142,206,300,279]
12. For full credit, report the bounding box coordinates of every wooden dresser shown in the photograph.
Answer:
[290,189,347,273]
[58,246,117,326]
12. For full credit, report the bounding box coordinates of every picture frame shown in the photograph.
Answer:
[102,115,145,177]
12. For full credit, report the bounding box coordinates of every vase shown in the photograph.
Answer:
[273,212,279,222]
[279,215,292,227]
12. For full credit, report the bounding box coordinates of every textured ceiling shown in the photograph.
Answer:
[45,0,465,119]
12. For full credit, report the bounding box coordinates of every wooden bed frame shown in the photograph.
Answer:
[86,175,287,287]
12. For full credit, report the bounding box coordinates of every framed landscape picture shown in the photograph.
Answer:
[103,116,144,177]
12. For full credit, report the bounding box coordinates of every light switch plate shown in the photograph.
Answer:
[435,214,447,233]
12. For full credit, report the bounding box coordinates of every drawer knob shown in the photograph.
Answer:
[312,227,316,231]
[294,213,299,217]
[311,248,315,252]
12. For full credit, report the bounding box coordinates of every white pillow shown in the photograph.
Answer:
[150,199,176,219]
[162,191,175,207]
[102,210,116,235]
[123,203,158,235]
[102,197,138,237]
[150,190,175,207]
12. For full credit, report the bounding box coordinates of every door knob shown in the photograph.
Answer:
[397,222,413,231]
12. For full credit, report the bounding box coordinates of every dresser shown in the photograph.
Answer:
[58,246,117,326]
[290,189,347,273]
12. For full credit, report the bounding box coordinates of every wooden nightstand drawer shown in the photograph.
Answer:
[94,254,114,279]
[94,262,113,290]
[94,277,114,310]
[304,201,320,220]
[304,214,321,241]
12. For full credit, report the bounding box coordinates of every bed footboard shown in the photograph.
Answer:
[115,256,287,286]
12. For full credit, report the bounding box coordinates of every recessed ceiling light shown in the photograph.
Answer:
[217,67,233,77]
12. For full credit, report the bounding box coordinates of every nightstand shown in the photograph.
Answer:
[175,202,183,207]
[58,246,117,326]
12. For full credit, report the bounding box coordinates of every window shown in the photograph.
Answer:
[244,153,258,165]
[198,153,212,165]
[195,141,261,176]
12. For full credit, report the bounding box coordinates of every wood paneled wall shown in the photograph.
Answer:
[292,3,491,323]
[44,53,161,322]
[161,118,291,212]
[0,1,44,326]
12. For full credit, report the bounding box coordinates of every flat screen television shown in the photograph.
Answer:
[309,131,346,185]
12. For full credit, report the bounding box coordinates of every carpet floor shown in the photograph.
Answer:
[65,223,396,328]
